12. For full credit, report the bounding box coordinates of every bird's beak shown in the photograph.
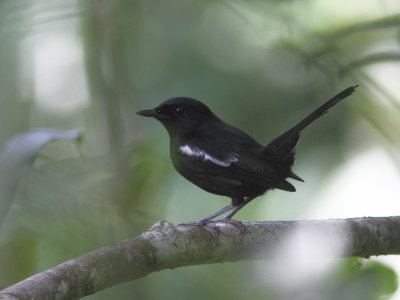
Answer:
[136,109,157,118]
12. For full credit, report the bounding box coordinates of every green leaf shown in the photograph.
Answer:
[0,130,82,227]
[362,261,398,296]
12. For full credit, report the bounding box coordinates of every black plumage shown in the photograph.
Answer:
[137,86,358,224]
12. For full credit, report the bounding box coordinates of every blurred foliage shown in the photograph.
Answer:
[0,0,399,299]
[0,130,82,227]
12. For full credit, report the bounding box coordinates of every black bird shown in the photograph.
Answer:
[137,86,357,224]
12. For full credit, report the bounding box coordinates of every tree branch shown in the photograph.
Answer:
[1,217,399,300]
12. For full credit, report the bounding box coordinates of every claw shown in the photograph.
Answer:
[179,220,220,237]
[220,217,246,233]
[178,221,203,226]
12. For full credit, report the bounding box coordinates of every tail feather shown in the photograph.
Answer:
[285,85,358,134]
[262,85,358,162]
[288,170,304,182]
[275,180,296,192]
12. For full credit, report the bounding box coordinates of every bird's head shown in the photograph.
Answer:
[137,97,216,137]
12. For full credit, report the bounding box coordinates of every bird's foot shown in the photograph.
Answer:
[221,217,242,225]
[220,217,246,232]
[179,220,219,237]
[179,218,214,226]
[178,221,204,226]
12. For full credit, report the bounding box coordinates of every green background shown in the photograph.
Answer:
[0,1,399,299]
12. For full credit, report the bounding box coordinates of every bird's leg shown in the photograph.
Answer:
[222,196,256,220]
[197,204,235,224]
[180,203,235,226]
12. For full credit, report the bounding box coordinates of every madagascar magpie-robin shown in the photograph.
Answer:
[137,86,357,224]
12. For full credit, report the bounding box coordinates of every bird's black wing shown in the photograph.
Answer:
[174,126,295,193]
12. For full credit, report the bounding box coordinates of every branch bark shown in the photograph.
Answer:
[1,216,399,300]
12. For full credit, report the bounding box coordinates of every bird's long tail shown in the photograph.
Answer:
[262,85,358,169]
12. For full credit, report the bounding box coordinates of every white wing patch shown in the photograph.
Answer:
[179,144,238,167]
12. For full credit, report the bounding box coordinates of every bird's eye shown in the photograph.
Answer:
[176,106,183,113]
